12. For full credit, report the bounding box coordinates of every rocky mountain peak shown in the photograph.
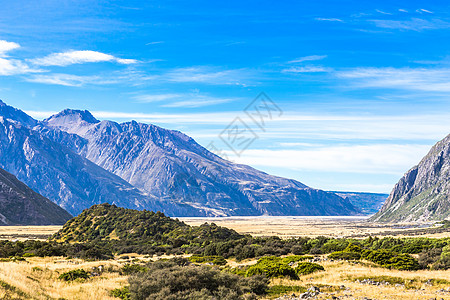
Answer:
[371,134,450,222]
[45,109,99,124]
[0,99,37,128]
[43,109,100,135]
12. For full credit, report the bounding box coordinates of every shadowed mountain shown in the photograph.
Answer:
[0,166,72,225]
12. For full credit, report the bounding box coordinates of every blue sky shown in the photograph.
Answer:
[1,0,450,193]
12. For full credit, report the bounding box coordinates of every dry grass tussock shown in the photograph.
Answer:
[0,255,448,299]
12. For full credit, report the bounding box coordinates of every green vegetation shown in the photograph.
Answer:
[188,255,227,265]
[58,269,90,281]
[0,204,447,273]
[246,256,298,279]
[267,285,306,296]
[111,286,130,300]
[295,262,325,275]
[127,259,268,300]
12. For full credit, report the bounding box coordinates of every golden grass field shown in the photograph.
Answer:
[0,254,449,299]
[0,218,449,299]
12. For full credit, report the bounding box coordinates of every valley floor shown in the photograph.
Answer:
[1,217,449,241]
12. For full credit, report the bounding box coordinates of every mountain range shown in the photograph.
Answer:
[0,99,360,217]
[372,134,450,222]
[0,166,71,225]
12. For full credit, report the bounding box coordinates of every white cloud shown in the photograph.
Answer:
[25,73,114,87]
[315,18,343,22]
[163,67,250,86]
[283,66,331,73]
[30,50,137,66]
[134,94,182,103]
[375,9,392,15]
[134,92,236,108]
[370,18,450,31]
[288,55,327,64]
[0,40,20,57]
[416,8,433,14]
[228,144,430,175]
[0,58,42,76]
[398,9,408,13]
[336,67,450,92]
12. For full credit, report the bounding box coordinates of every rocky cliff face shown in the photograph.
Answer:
[372,134,450,222]
[0,99,360,217]
[0,166,72,225]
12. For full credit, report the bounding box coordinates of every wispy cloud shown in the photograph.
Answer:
[370,18,450,31]
[0,58,42,76]
[30,50,137,66]
[282,66,331,73]
[134,93,182,103]
[416,8,433,14]
[288,55,327,64]
[145,41,164,45]
[25,73,114,87]
[0,40,20,57]
[229,144,430,175]
[375,9,392,15]
[163,66,251,86]
[336,67,450,92]
[134,92,236,108]
[315,18,344,22]
[0,40,42,75]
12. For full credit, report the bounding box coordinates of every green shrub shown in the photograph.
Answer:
[246,256,297,279]
[128,260,268,299]
[22,253,35,257]
[364,249,420,271]
[295,262,324,275]
[281,255,313,264]
[58,269,90,281]
[111,286,130,300]
[267,285,307,296]
[120,264,148,275]
[188,255,227,265]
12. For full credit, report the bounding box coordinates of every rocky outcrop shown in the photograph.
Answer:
[0,166,72,225]
[372,134,450,222]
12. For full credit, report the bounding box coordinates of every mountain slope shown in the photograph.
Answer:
[0,115,199,216]
[0,166,72,225]
[372,134,450,222]
[42,109,360,216]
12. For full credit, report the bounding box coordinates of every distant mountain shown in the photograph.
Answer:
[0,99,360,217]
[332,192,388,215]
[42,108,360,216]
[0,110,198,216]
[372,134,450,222]
[0,166,71,225]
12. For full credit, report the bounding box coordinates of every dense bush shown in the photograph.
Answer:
[120,264,148,275]
[128,260,269,300]
[188,255,227,265]
[364,249,420,271]
[329,251,361,260]
[58,269,90,281]
[246,256,297,279]
[295,262,325,275]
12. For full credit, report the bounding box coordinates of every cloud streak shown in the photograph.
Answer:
[336,67,450,92]
[30,50,137,66]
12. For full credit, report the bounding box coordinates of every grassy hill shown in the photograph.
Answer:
[52,203,243,244]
